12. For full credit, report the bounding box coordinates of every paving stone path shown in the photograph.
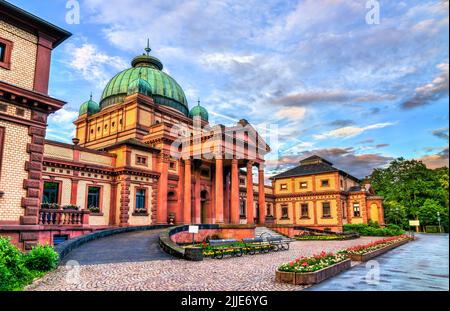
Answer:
[27,231,383,291]
[60,229,172,265]
[307,233,449,291]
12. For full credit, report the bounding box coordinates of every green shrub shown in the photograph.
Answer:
[0,237,58,291]
[343,224,404,236]
[0,237,33,291]
[24,245,59,272]
[425,226,440,233]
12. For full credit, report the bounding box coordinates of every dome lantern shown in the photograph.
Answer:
[79,93,100,116]
[189,99,209,122]
[127,73,152,97]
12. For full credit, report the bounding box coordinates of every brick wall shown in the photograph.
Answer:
[0,21,38,90]
[0,119,30,221]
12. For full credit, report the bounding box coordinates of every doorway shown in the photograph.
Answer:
[200,190,209,224]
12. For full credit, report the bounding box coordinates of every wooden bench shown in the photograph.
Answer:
[209,239,244,259]
[266,236,291,251]
[242,237,270,255]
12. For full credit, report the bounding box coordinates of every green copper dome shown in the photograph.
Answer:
[189,102,209,121]
[100,47,189,116]
[79,95,100,116]
[127,76,152,96]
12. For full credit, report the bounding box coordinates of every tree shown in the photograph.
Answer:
[370,158,449,231]
[383,200,407,227]
[418,199,449,232]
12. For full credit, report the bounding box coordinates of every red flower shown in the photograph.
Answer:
[302,262,309,267]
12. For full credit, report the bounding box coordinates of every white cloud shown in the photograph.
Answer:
[275,107,306,120]
[313,122,396,140]
[49,108,78,124]
[65,42,127,87]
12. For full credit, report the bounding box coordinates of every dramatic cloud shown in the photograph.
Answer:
[273,91,396,108]
[266,147,394,179]
[402,62,449,109]
[417,147,449,168]
[313,123,396,140]
[375,144,390,148]
[24,0,446,181]
[432,127,449,140]
[275,107,306,121]
[327,119,356,128]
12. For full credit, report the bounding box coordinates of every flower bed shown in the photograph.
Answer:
[338,235,411,262]
[294,234,358,241]
[185,241,272,257]
[276,252,350,285]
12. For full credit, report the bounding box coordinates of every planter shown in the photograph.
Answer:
[275,270,296,284]
[347,238,410,262]
[276,259,351,285]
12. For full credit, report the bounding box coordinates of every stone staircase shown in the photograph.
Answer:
[255,226,292,242]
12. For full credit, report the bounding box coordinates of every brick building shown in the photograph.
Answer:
[270,155,384,232]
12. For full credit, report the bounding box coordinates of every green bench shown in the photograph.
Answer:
[209,239,244,259]
[242,237,270,255]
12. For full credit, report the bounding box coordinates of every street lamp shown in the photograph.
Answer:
[437,211,442,233]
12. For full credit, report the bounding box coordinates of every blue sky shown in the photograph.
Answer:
[9,0,449,178]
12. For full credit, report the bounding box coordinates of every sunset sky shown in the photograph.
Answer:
[9,0,449,178]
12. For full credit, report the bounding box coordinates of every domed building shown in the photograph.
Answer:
[59,45,273,229]
[1,0,384,251]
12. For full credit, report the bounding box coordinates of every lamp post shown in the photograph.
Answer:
[437,211,442,233]
[395,207,399,225]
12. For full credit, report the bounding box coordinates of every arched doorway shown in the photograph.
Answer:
[200,190,209,224]
[167,191,177,223]
[370,203,379,223]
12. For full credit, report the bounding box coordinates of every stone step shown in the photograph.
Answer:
[255,226,292,242]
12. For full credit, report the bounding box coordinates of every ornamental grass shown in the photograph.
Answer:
[338,235,410,255]
[278,251,348,273]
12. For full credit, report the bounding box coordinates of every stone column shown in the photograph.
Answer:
[378,202,385,225]
[224,171,230,223]
[157,154,169,224]
[215,158,224,223]
[183,159,192,224]
[258,164,266,224]
[246,161,254,224]
[194,168,201,224]
[230,158,240,224]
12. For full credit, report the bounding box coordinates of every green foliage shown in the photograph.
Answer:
[369,158,449,231]
[418,199,448,232]
[343,224,404,236]
[425,226,441,233]
[0,237,58,291]
[0,237,32,291]
[24,245,59,272]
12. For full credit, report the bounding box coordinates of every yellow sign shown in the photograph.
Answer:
[409,220,420,226]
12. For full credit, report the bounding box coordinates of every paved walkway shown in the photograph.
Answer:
[308,234,449,291]
[61,229,172,265]
[27,233,382,291]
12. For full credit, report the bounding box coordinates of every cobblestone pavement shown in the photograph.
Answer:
[60,229,172,265]
[27,232,383,291]
[308,234,449,291]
